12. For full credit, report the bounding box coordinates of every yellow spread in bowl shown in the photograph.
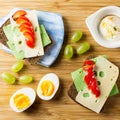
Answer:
[100,15,120,41]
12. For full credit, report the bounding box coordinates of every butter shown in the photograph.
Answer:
[100,15,120,41]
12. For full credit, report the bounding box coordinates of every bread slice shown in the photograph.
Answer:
[68,56,119,113]
[0,19,10,47]
[68,55,96,101]
[0,19,53,64]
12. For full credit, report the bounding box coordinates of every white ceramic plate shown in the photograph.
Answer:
[86,6,120,48]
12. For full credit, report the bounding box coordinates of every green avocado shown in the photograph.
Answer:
[3,24,51,60]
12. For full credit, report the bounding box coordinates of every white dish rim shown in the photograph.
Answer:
[86,6,120,48]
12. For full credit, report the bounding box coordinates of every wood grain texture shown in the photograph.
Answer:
[0,0,120,119]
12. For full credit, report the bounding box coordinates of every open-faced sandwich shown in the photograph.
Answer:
[68,55,119,113]
[0,9,52,64]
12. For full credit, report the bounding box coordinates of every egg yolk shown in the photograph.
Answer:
[40,80,54,96]
[14,93,30,110]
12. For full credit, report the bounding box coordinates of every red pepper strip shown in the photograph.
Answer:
[84,60,95,66]
[83,65,95,71]
[12,10,27,20]
[83,60,100,97]
[13,10,35,48]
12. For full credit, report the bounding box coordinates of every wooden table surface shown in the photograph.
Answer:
[0,0,120,120]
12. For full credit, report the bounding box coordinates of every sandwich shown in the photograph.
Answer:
[0,9,52,64]
[68,55,119,113]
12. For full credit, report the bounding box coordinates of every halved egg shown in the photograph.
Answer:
[10,87,36,112]
[37,73,59,100]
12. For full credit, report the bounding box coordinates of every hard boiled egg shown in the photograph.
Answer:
[37,73,59,100]
[10,87,36,112]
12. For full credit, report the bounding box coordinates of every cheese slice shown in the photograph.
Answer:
[75,56,119,113]
[10,10,44,58]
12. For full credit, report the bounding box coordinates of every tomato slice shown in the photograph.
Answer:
[83,65,95,71]
[13,10,27,20]
[24,32,35,42]
[83,60,100,97]
[20,26,34,35]
[13,11,36,48]
[24,32,35,48]
[16,16,32,26]
[94,87,100,98]
[84,60,95,66]
[19,23,31,29]
[26,40,35,48]
[84,72,94,85]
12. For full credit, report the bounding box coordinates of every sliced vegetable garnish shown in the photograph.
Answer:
[19,23,32,30]
[71,56,119,99]
[110,84,119,96]
[13,10,35,48]
[40,25,51,47]
[20,26,34,35]
[24,32,35,48]
[16,16,32,26]
[83,60,100,97]
[12,10,27,20]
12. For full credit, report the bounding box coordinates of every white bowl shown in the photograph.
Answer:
[86,6,120,48]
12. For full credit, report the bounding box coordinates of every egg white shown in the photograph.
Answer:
[10,87,36,112]
[37,73,59,100]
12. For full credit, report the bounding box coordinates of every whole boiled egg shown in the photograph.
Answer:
[10,87,36,112]
[37,73,59,100]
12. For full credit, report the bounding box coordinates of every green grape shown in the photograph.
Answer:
[11,61,24,73]
[19,75,33,84]
[1,72,16,84]
[64,45,74,59]
[71,31,83,42]
[77,42,90,55]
